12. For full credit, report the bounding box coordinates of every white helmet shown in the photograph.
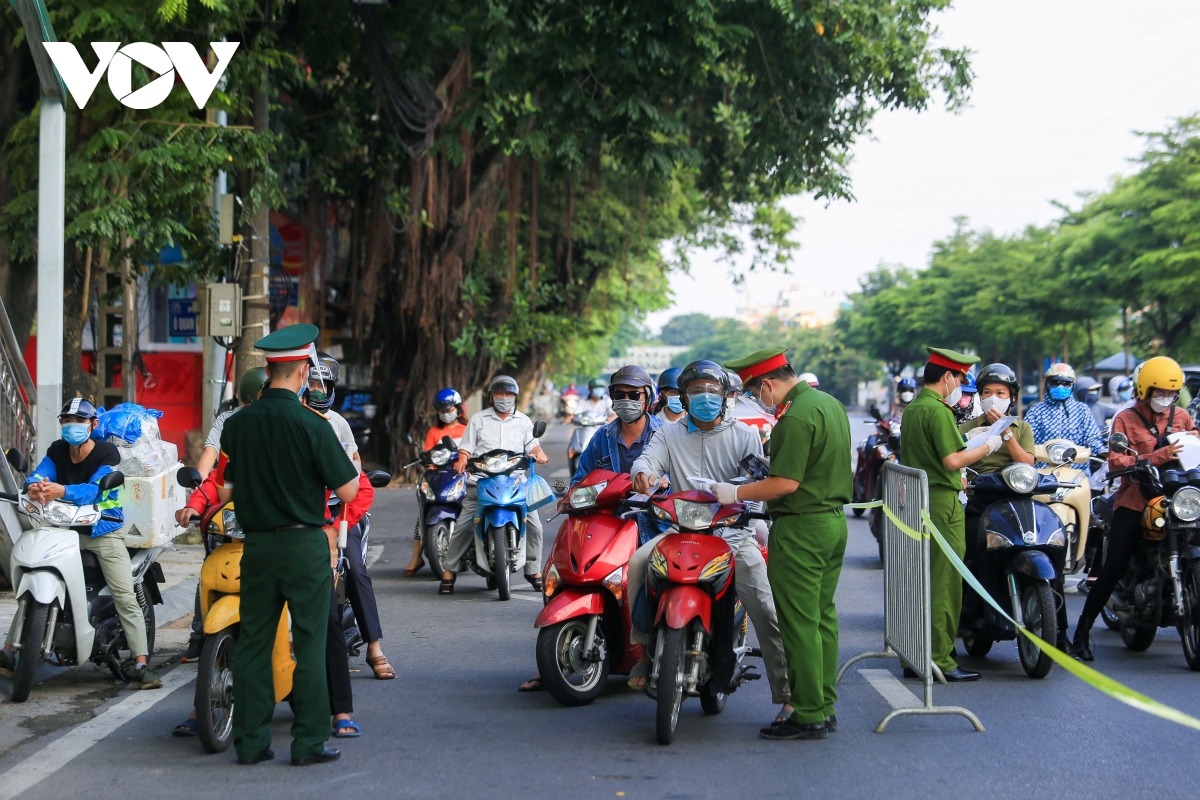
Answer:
[798,372,819,388]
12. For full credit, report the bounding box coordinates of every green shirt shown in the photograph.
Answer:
[899,387,965,493]
[766,381,853,514]
[221,388,359,532]
[958,416,1034,475]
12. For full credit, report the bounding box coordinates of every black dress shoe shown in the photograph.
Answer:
[292,746,340,766]
[760,719,827,740]
[824,715,837,733]
[942,668,981,682]
[1073,630,1094,662]
[1056,635,1076,657]
[238,748,275,765]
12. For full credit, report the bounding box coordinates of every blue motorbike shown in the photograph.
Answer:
[466,420,550,601]
[959,463,1070,678]
[410,435,467,577]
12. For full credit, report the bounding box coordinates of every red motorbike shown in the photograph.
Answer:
[535,470,643,706]
[633,489,765,745]
[852,405,901,561]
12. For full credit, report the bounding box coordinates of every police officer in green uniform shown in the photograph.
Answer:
[719,348,853,741]
[899,347,1003,682]
[218,324,360,766]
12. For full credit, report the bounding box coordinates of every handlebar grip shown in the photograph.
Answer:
[0,492,17,502]
[100,513,122,523]
[337,520,348,550]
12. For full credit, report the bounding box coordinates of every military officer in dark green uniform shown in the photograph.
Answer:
[719,348,852,741]
[899,347,1002,682]
[218,324,360,766]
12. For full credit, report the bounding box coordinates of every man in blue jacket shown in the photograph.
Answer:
[24,398,159,689]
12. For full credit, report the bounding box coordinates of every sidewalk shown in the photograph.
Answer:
[0,543,203,756]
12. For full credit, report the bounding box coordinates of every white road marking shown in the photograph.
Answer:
[0,664,196,800]
[366,544,384,569]
[508,594,541,603]
[859,668,921,710]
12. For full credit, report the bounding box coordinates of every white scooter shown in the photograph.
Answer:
[1,450,165,702]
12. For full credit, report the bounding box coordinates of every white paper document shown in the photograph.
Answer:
[963,415,1018,443]
[1168,432,1200,470]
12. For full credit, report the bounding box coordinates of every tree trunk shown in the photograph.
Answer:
[235,70,271,383]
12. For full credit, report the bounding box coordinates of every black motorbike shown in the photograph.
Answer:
[403,435,467,577]
[959,463,1070,678]
[852,406,901,563]
[1102,433,1200,669]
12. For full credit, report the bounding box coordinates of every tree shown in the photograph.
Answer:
[660,314,716,347]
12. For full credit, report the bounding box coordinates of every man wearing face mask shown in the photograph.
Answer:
[1072,357,1198,660]
[444,375,550,594]
[892,377,918,418]
[719,348,852,741]
[626,360,792,731]
[570,366,661,485]
[1024,363,1107,471]
[566,377,616,424]
[899,347,1006,682]
[653,367,686,423]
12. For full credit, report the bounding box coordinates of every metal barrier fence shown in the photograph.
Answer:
[0,294,36,463]
[837,461,983,732]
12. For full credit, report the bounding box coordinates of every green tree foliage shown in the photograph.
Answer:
[659,313,717,347]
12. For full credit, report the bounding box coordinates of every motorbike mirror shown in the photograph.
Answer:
[403,432,414,446]
[366,470,392,488]
[532,419,548,439]
[176,466,203,489]
[5,448,28,474]
[442,436,457,452]
[870,406,883,422]
[1109,432,1130,454]
[98,471,125,493]
[552,478,567,495]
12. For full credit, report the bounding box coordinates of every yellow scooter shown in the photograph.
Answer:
[178,469,294,754]
[1034,439,1094,574]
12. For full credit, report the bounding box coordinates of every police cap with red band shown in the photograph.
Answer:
[724,347,790,383]
[254,323,321,367]
[925,346,979,373]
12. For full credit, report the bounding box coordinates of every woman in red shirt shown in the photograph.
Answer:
[1072,357,1198,660]
[406,389,468,576]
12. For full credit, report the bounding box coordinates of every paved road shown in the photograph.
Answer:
[1,421,1198,798]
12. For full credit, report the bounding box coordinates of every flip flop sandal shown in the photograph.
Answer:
[525,574,544,592]
[333,719,362,738]
[627,661,650,691]
[172,718,199,737]
[404,559,426,577]
[367,654,396,680]
[438,578,456,595]
[518,676,545,692]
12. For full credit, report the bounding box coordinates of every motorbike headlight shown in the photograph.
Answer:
[1046,442,1076,466]
[652,504,672,521]
[42,501,78,525]
[876,445,890,459]
[446,481,465,501]
[569,480,608,510]
[674,499,715,530]
[649,547,669,577]
[1171,487,1200,522]
[75,513,98,526]
[986,532,1011,549]
[430,448,451,466]
[603,566,624,604]
[482,454,522,474]
[1046,530,1066,546]
[544,563,561,597]
[222,508,244,539]
[1001,463,1039,495]
[420,481,435,501]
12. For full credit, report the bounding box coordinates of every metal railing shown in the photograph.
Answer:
[837,461,983,732]
[0,293,35,581]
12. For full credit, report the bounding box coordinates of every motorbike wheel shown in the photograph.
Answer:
[1178,564,1200,671]
[655,627,687,745]
[196,628,237,753]
[1119,615,1157,652]
[962,636,993,658]
[535,619,609,706]
[1017,581,1057,679]
[1100,601,1120,631]
[490,526,510,601]
[424,522,448,579]
[10,600,50,703]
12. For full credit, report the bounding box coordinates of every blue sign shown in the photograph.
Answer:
[168,298,197,338]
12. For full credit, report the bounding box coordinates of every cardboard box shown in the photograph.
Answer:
[117,465,186,548]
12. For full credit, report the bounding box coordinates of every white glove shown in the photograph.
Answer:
[985,435,1003,454]
[711,482,739,504]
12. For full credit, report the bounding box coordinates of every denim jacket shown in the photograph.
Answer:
[571,415,661,485]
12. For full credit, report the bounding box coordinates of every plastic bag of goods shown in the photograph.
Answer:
[525,474,556,512]
[93,403,163,444]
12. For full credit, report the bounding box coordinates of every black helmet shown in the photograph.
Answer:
[306,351,339,413]
[976,363,1019,398]
[678,360,730,409]
[725,370,743,396]
[610,365,653,390]
[59,397,98,420]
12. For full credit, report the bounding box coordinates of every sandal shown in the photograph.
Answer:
[772,706,795,726]
[518,676,545,692]
[404,559,426,578]
[367,654,396,680]
[627,660,650,690]
[439,576,456,595]
[525,574,544,592]
[172,718,199,737]
[333,719,362,738]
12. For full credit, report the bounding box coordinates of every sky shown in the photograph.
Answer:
[645,0,1200,333]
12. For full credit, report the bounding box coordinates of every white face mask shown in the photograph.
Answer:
[980,396,1010,415]
[438,409,458,424]
[899,391,915,404]
[494,396,516,414]
[753,381,777,416]
[944,376,962,408]
[1150,396,1174,413]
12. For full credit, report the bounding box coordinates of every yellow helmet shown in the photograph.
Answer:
[1135,356,1183,401]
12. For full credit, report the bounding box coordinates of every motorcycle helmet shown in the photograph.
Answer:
[58,397,98,420]
[305,352,339,413]
[897,376,917,404]
[489,374,520,397]
[678,360,730,412]
[1045,362,1076,383]
[976,363,1019,399]
[1142,495,1169,540]
[961,372,977,395]
[1073,376,1101,405]
[434,388,463,412]
[238,367,269,405]
[725,370,744,397]
[1135,356,1184,401]
[658,367,682,391]
[797,372,819,388]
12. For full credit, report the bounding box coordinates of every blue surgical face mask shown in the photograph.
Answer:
[62,422,91,446]
[1048,385,1072,402]
[1118,388,1133,402]
[666,396,684,414]
[687,392,724,423]
[591,388,605,399]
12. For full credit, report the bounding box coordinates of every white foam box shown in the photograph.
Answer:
[116,464,187,548]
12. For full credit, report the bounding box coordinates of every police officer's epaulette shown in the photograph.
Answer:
[302,405,329,420]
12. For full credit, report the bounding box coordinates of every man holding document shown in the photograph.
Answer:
[900,347,1006,681]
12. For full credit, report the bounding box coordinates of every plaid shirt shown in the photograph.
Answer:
[1025,397,1107,459]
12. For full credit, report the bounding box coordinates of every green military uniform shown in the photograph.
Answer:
[898,347,979,673]
[958,416,1034,475]
[222,325,359,763]
[726,349,852,726]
